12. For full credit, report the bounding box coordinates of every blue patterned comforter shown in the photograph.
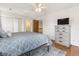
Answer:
[0,32,50,56]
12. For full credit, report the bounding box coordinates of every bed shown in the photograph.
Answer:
[0,32,51,56]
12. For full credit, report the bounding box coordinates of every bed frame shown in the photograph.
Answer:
[22,43,50,56]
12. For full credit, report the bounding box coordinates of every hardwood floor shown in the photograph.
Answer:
[53,43,79,56]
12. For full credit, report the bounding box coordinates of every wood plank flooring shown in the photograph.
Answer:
[53,43,79,56]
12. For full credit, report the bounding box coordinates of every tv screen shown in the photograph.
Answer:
[57,18,69,25]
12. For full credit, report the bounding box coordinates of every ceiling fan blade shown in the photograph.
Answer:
[41,7,45,8]
[38,3,42,7]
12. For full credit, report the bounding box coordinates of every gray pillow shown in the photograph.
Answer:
[0,32,8,38]
[0,35,2,38]
[0,29,8,38]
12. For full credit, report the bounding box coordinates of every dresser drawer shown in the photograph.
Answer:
[55,39,70,47]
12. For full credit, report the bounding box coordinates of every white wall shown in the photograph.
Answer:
[43,6,79,46]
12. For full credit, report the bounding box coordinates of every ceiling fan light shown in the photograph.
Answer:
[35,8,42,12]
[38,8,42,12]
[35,8,38,12]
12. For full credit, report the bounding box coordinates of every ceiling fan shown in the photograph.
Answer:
[34,3,46,12]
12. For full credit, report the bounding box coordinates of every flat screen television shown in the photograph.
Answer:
[57,18,69,25]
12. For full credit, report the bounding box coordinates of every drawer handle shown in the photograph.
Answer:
[59,40,62,42]
[59,37,63,39]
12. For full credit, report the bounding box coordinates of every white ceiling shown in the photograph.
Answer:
[0,3,79,18]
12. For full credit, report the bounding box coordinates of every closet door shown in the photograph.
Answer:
[1,17,13,32]
[13,18,18,32]
[18,19,22,32]
[1,17,18,32]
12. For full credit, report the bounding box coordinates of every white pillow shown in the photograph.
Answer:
[7,31,12,37]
